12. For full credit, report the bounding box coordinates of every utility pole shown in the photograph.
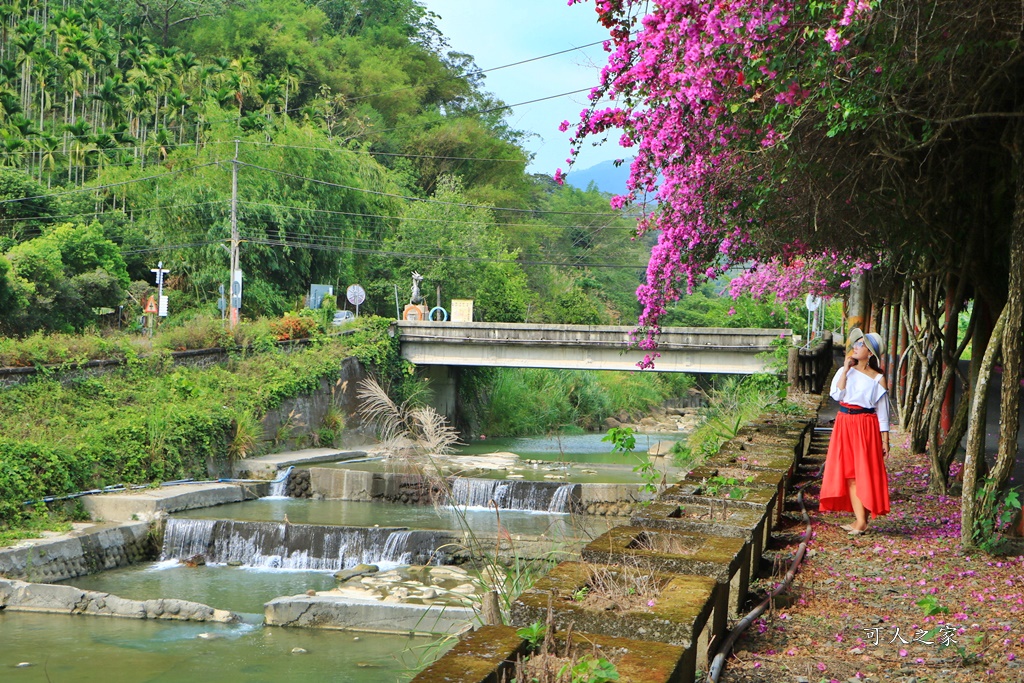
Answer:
[229,139,241,327]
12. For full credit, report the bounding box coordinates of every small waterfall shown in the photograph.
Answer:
[160,519,450,570]
[161,518,217,559]
[378,530,450,565]
[448,478,580,513]
[266,466,293,498]
[547,484,577,513]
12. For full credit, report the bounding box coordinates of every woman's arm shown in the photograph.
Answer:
[876,376,890,457]
[829,357,856,401]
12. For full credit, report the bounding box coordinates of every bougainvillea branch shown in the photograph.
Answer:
[563,0,875,366]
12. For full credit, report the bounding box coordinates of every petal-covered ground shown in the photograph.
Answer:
[720,432,1024,682]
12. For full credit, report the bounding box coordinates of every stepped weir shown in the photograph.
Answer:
[161,519,451,570]
[446,479,581,513]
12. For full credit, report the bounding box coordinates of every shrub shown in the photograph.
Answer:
[270,312,318,341]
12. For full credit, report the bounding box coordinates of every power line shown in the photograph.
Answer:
[237,140,528,164]
[342,40,607,106]
[121,240,222,255]
[235,200,633,232]
[241,235,645,269]
[368,87,596,137]
[235,161,624,217]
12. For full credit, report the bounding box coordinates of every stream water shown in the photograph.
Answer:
[0,612,443,683]
[2,433,674,681]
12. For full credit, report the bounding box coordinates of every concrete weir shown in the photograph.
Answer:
[265,594,476,635]
[82,482,266,523]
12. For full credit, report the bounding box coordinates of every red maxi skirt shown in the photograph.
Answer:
[820,406,890,518]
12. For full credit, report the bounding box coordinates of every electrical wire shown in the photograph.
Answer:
[236,139,529,164]
[235,161,624,217]
[233,200,633,233]
[240,234,645,269]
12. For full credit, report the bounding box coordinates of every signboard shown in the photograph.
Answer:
[346,284,366,306]
[158,295,168,318]
[144,296,158,314]
[231,270,243,310]
[451,299,474,322]
[309,284,333,310]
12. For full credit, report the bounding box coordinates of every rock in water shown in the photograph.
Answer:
[291,648,308,655]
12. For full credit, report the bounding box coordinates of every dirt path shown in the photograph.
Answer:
[719,428,1024,682]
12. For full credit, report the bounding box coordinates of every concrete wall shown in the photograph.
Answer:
[0,522,154,583]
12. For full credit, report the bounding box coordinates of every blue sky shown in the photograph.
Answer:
[421,0,620,176]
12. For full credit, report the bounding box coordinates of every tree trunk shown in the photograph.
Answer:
[961,304,1008,548]
[978,160,1024,524]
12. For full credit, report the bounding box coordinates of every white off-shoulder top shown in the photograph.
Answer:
[829,367,890,431]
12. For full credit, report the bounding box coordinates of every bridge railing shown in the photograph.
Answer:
[787,331,834,394]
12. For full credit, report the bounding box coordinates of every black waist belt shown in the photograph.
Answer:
[839,405,875,415]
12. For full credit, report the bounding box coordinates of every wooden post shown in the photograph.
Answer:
[481,590,502,626]
[787,346,800,391]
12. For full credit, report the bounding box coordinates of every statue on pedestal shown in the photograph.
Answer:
[404,272,428,321]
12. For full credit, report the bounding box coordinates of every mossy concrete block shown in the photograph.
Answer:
[410,624,526,683]
[631,501,768,581]
[735,419,814,464]
[711,445,795,476]
[686,465,784,491]
[663,489,774,548]
[680,466,783,530]
[561,630,692,683]
[412,624,693,683]
[582,525,748,619]
[510,560,718,673]
[663,480,777,526]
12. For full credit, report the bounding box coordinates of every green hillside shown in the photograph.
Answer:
[0,0,647,333]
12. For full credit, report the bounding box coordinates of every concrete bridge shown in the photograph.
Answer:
[395,321,791,374]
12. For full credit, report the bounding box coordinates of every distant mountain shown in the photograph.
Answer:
[565,159,632,195]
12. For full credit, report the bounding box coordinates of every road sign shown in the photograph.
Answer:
[346,284,366,306]
[144,296,158,314]
[158,295,168,317]
[151,264,169,285]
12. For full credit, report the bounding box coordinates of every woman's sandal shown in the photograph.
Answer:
[840,523,856,532]
[847,528,869,536]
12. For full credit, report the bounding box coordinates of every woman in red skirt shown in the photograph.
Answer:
[820,328,890,535]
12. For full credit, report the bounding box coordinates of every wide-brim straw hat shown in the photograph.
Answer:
[847,327,885,361]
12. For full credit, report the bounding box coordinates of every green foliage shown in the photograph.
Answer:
[916,595,949,617]
[687,375,787,460]
[0,322,394,527]
[516,622,546,652]
[603,426,658,498]
[699,475,754,499]
[552,286,605,325]
[461,368,694,437]
[558,657,619,683]
[972,479,1024,553]
[659,280,841,339]
[2,222,129,332]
